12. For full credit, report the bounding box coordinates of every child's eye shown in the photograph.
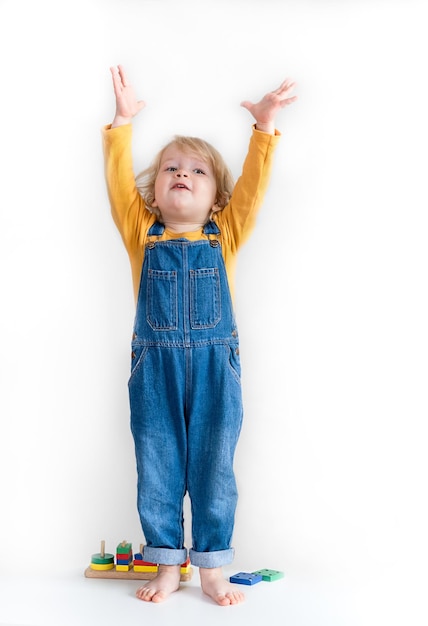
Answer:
[194,168,206,175]
[166,166,177,172]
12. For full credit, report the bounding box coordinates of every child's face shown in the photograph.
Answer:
[152,145,218,227]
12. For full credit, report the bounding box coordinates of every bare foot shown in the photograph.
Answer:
[136,564,181,603]
[200,567,245,606]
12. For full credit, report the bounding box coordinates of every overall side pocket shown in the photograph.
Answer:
[129,344,148,384]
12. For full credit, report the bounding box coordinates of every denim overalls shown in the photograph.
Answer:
[128,220,243,569]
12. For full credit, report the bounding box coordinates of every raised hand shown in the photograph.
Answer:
[110,65,146,127]
[241,79,297,134]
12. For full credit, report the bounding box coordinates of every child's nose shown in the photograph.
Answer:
[176,169,188,177]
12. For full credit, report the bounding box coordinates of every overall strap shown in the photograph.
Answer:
[147,219,221,243]
[148,221,165,236]
[203,220,221,236]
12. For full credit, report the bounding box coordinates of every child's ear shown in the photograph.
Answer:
[151,199,158,208]
[209,204,222,220]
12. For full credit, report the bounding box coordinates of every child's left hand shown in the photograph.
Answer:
[241,79,297,134]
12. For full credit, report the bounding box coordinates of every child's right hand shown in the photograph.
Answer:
[110,65,146,127]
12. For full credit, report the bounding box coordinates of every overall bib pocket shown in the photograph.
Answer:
[146,269,178,330]
[190,268,221,329]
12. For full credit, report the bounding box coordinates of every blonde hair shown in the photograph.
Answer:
[135,136,234,217]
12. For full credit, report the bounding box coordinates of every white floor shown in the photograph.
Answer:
[0,560,426,626]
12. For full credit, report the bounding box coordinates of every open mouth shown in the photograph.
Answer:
[172,183,190,190]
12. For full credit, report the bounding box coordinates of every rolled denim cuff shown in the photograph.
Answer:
[189,548,235,568]
[143,546,188,566]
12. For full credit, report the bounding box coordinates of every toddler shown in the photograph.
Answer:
[102,65,296,605]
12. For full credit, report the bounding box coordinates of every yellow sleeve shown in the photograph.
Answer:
[102,123,154,254]
[102,124,156,303]
[217,126,281,253]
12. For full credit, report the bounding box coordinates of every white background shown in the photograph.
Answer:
[1,0,427,622]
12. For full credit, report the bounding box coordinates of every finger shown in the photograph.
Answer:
[278,83,297,103]
[110,66,123,94]
[280,95,298,107]
[275,78,296,95]
[240,100,253,110]
[117,64,129,88]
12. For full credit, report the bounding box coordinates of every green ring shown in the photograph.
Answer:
[91,553,114,565]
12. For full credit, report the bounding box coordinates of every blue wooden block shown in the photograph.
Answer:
[230,572,263,586]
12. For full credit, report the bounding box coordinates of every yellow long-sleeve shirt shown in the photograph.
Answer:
[102,124,280,304]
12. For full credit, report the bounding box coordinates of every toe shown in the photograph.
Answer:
[227,591,244,605]
[216,593,232,606]
[136,586,153,602]
[151,591,167,603]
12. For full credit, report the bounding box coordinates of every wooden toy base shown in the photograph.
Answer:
[84,566,193,582]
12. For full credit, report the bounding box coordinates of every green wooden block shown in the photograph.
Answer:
[252,568,284,582]
[116,541,132,554]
